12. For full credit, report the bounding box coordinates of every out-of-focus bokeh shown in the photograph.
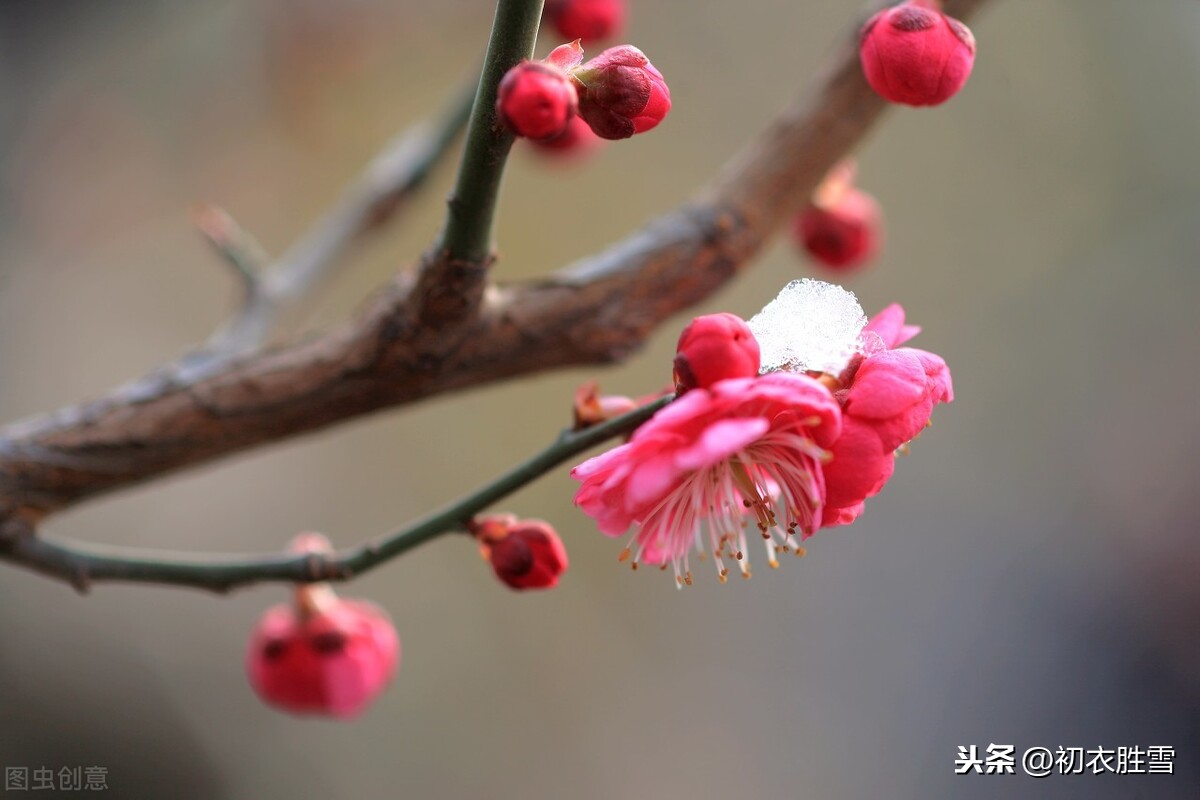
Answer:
[1,1,1197,797]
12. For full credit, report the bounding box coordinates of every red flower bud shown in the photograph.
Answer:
[673,313,760,393]
[246,536,398,718]
[794,190,883,271]
[573,380,637,428]
[859,0,976,107]
[497,61,578,141]
[571,45,670,139]
[545,0,626,43]
[529,114,604,159]
[472,515,568,591]
[793,162,882,271]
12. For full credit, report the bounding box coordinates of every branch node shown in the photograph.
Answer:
[413,250,495,331]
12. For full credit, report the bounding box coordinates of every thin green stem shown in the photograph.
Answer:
[440,0,546,263]
[0,396,671,594]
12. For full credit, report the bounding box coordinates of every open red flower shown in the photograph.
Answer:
[572,372,840,584]
[821,304,954,526]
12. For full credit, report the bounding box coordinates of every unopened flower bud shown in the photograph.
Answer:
[793,162,882,271]
[571,45,670,139]
[545,0,626,43]
[497,61,579,141]
[673,313,761,393]
[573,380,638,428]
[794,190,882,271]
[859,0,976,107]
[471,515,568,590]
[246,535,398,718]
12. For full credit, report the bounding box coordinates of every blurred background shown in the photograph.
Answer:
[1,0,1197,797]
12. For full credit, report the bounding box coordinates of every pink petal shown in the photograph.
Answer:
[821,502,865,529]
[845,350,927,419]
[905,347,955,403]
[863,303,916,348]
[823,418,894,508]
[546,40,585,71]
[871,394,936,452]
[626,453,684,509]
[675,417,770,470]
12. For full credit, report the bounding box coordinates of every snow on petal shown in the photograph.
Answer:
[748,279,868,375]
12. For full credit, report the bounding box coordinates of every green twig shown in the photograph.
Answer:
[0,396,671,594]
[440,0,546,263]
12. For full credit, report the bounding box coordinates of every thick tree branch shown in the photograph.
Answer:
[0,0,991,524]
[0,398,669,593]
[180,82,475,382]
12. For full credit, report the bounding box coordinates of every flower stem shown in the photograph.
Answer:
[440,0,546,263]
[0,395,671,594]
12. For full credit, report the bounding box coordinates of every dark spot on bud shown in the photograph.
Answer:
[578,103,634,140]
[492,537,534,578]
[262,638,290,661]
[808,230,850,260]
[593,66,652,116]
[890,6,936,32]
[309,630,347,655]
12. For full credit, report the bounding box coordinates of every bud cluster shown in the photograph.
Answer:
[497,39,670,148]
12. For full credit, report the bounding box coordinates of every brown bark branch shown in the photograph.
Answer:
[179,82,475,383]
[0,397,669,593]
[0,0,991,529]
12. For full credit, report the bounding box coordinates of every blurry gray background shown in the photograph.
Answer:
[1,1,1197,797]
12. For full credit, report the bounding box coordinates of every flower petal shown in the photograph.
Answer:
[675,417,770,470]
[863,303,918,348]
[821,501,865,528]
[845,349,927,419]
[823,418,894,508]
